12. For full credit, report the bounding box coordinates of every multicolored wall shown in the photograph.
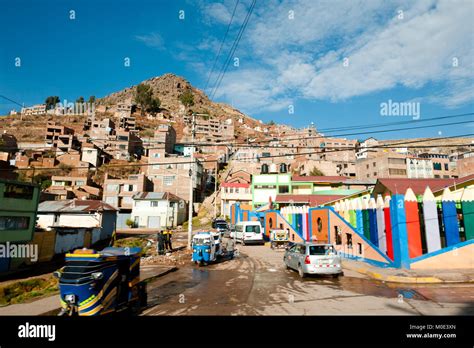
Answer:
[230,184,474,270]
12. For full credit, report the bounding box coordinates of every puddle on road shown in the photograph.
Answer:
[282,267,435,301]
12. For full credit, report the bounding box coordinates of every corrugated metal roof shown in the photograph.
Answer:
[38,199,117,213]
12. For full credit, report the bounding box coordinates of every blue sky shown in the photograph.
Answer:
[0,0,473,140]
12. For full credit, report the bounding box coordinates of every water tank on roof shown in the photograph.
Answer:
[261,164,269,174]
[280,163,287,173]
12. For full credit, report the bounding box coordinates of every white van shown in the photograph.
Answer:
[232,221,265,245]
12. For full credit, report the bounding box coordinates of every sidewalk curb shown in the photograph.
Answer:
[38,265,178,316]
[343,263,474,284]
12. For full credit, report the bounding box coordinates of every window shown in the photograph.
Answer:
[3,183,34,200]
[444,163,449,171]
[358,243,363,255]
[388,158,406,165]
[309,245,334,255]
[388,168,407,175]
[373,172,377,176]
[288,245,297,253]
[346,233,353,249]
[335,226,342,245]
[107,184,119,192]
[278,185,289,194]
[433,162,442,170]
[76,180,85,187]
[153,153,161,158]
[373,162,376,167]
[0,216,30,230]
[317,217,323,233]
[105,196,118,207]
[123,196,133,205]
[163,176,175,186]
[245,225,261,233]
[150,201,158,207]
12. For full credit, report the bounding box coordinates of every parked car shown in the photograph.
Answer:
[215,221,229,236]
[231,221,265,245]
[212,218,226,229]
[283,243,342,278]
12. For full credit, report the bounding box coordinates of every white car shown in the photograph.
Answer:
[231,221,265,245]
[284,243,343,278]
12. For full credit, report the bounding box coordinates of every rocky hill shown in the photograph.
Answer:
[98,73,257,124]
[0,73,271,143]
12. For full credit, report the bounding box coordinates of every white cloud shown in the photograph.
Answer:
[135,32,165,50]
[212,69,292,112]
[197,0,474,112]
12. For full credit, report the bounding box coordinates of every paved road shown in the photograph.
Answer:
[143,243,474,316]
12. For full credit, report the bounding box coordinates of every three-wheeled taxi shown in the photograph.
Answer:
[192,231,234,266]
[192,232,219,265]
[270,229,289,249]
[54,247,146,316]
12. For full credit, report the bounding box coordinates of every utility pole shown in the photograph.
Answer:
[187,113,196,249]
[214,159,218,219]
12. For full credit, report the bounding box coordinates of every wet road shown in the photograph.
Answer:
[143,244,474,316]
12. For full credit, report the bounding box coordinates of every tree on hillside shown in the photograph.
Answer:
[309,167,325,176]
[135,83,160,116]
[149,98,161,115]
[267,120,275,126]
[179,89,194,112]
[88,96,96,104]
[45,96,60,110]
[76,96,85,104]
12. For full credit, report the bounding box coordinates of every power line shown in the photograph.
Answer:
[3,111,472,151]
[283,112,474,135]
[231,118,474,146]
[0,95,23,108]
[210,0,256,100]
[204,0,240,91]
[2,123,473,153]
[3,134,472,173]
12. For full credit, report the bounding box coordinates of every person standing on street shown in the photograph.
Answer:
[157,230,165,255]
[164,228,173,251]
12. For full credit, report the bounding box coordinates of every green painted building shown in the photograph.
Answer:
[0,180,40,243]
[251,173,292,209]
[251,174,376,208]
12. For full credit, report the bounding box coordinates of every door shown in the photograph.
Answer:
[285,245,298,269]
[147,216,161,229]
[235,224,244,241]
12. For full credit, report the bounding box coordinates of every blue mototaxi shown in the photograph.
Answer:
[192,231,233,266]
[54,247,146,316]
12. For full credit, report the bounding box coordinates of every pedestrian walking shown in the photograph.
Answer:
[157,230,165,255]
